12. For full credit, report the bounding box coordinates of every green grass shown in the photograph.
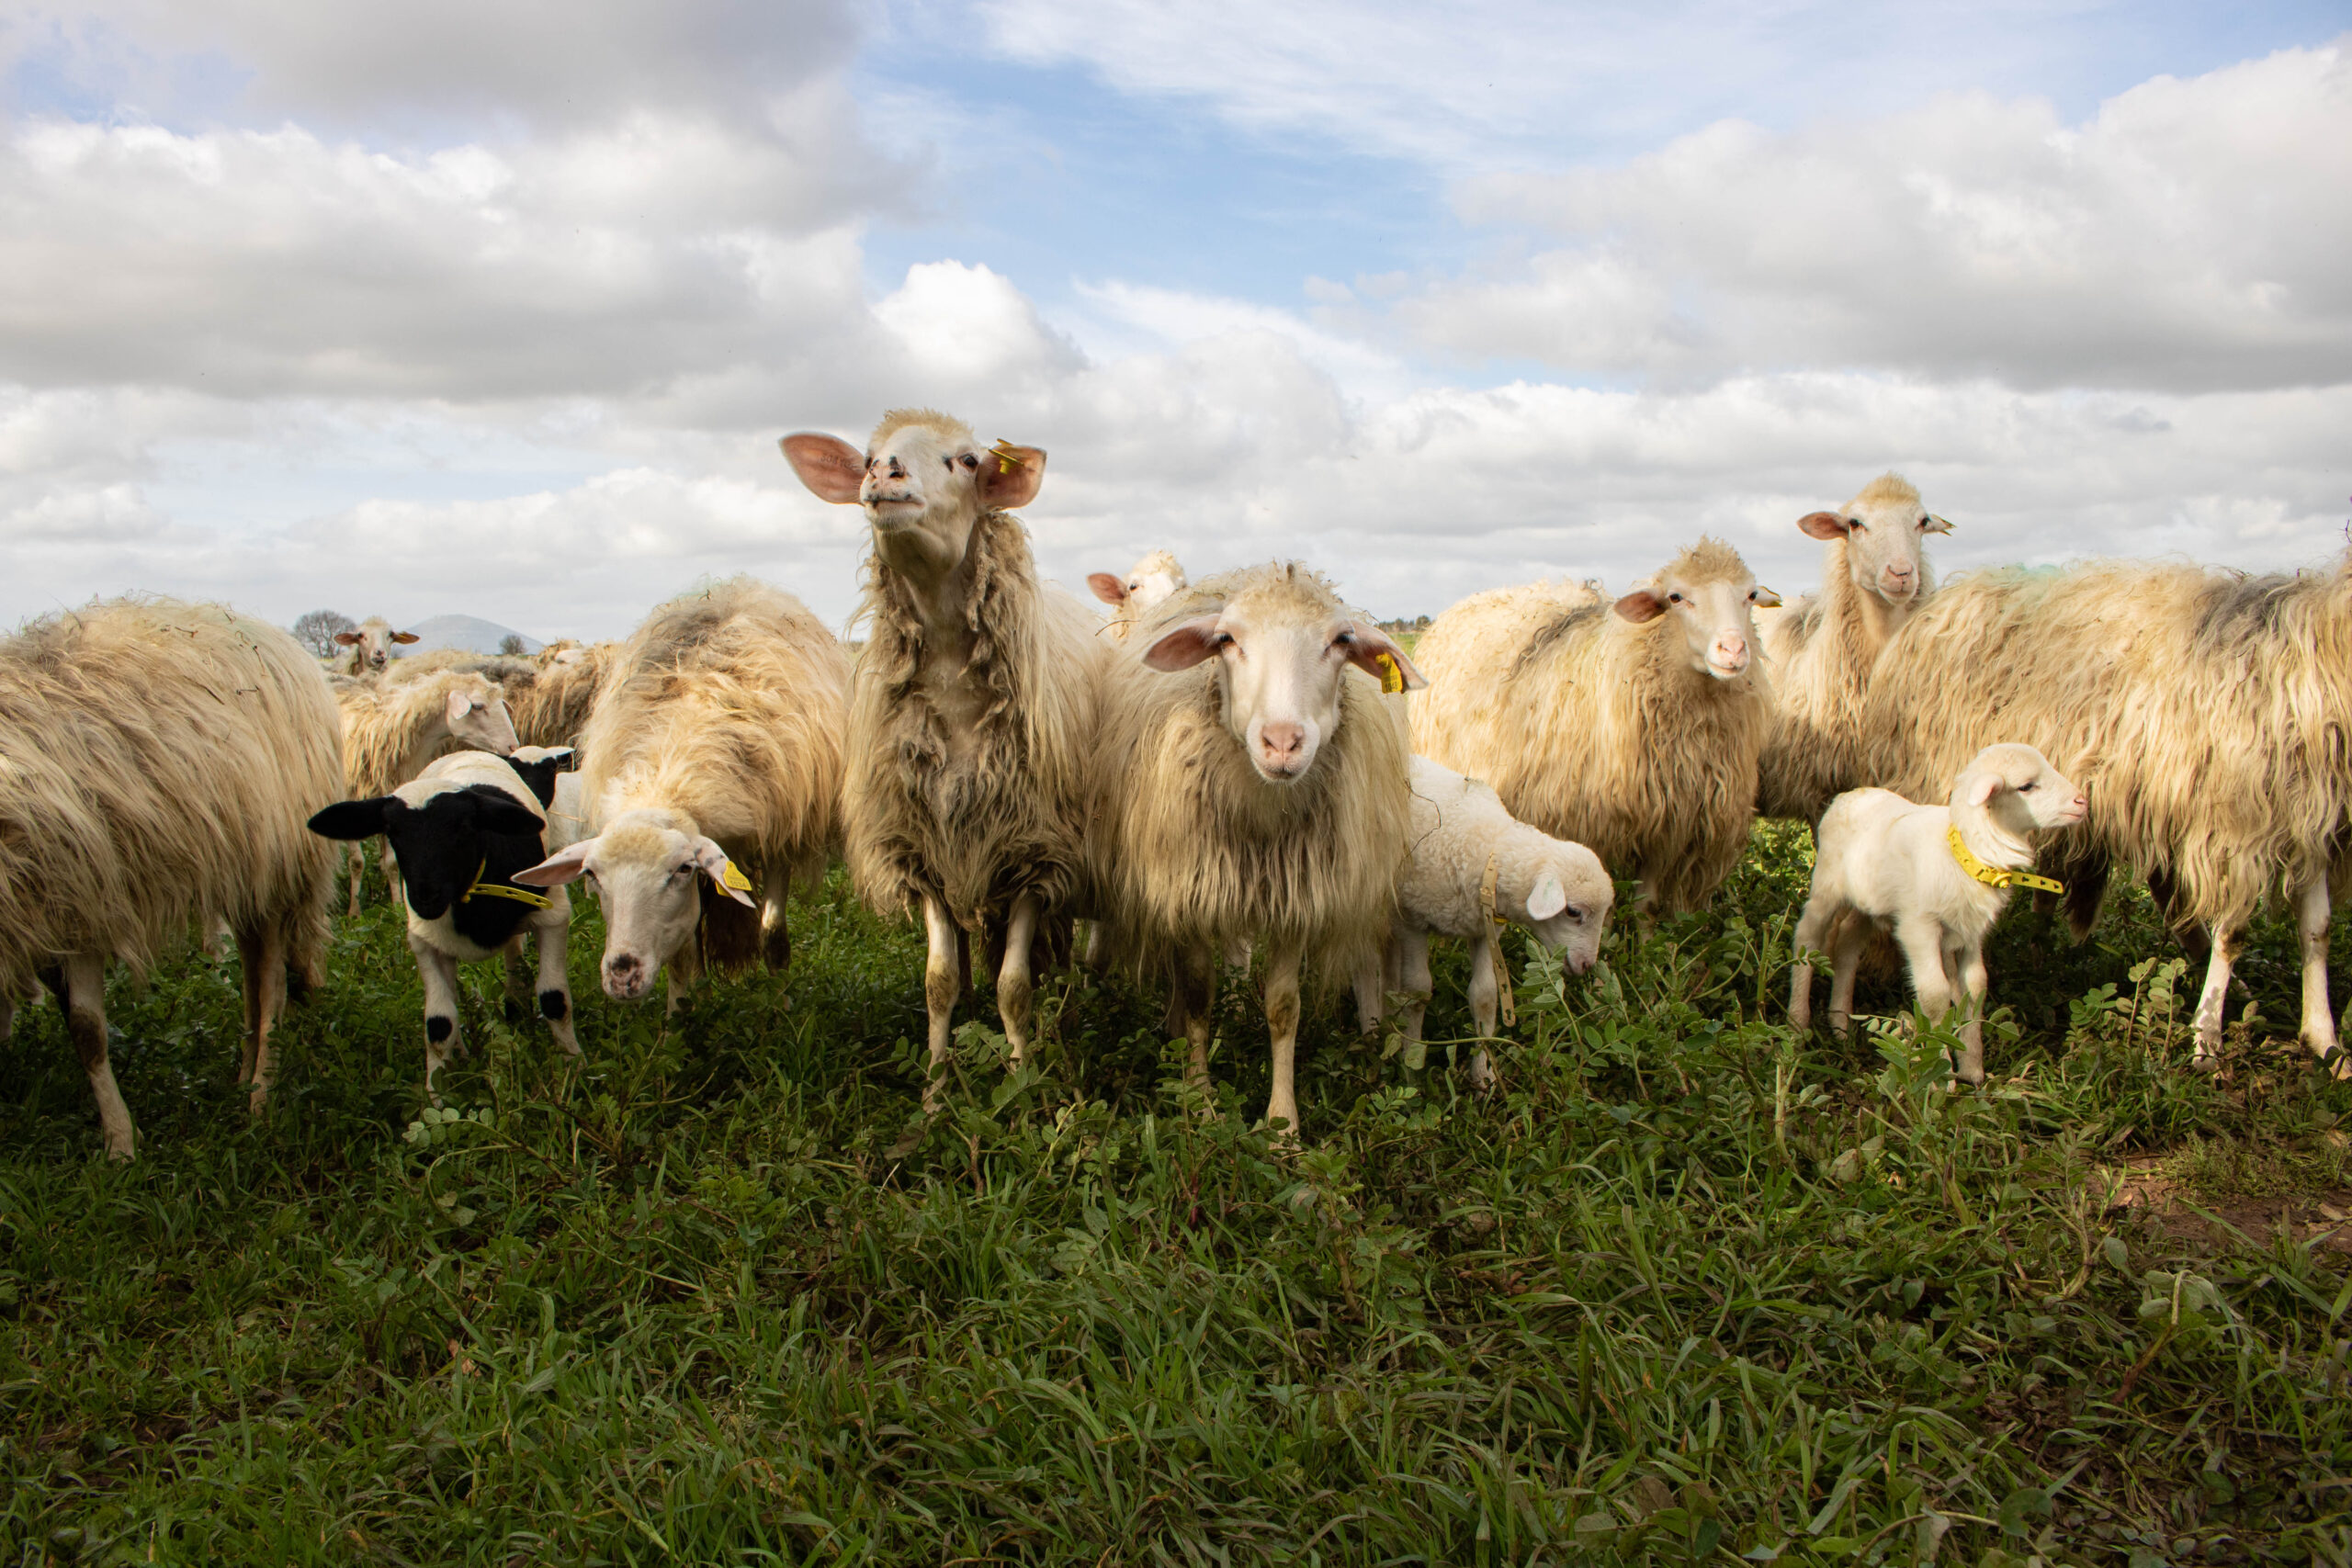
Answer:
[4,826,2350,1565]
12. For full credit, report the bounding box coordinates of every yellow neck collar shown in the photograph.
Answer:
[1947,826,2062,896]
[461,856,552,911]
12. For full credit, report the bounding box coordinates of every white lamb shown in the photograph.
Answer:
[1089,550,1188,637]
[1357,758,1616,1091]
[1788,742,2086,1083]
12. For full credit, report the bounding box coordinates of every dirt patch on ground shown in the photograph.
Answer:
[2092,1155,2352,1254]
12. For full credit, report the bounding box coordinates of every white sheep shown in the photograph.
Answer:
[1790,742,2086,1083]
[1089,550,1189,637]
[334,667,519,915]
[0,599,341,1155]
[514,579,848,1007]
[310,750,580,1100]
[1091,562,1423,1137]
[782,411,1102,1108]
[1355,757,1615,1090]
[1410,538,1779,916]
[332,615,419,676]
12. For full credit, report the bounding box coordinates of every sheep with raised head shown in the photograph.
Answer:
[334,667,519,914]
[1860,554,2352,1069]
[332,615,418,675]
[781,410,1101,1107]
[1409,538,1780,916]
[514,579,848,1007]
[311,750,581,1100]
[1757,475,1951,823]
[1089,550,1188,638]
[0,599,340,1155]
[1355,757,1614,1091]
[1092,562,1422,1136]
[1791,744,2086,1082]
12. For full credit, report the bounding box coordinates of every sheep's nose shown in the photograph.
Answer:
[1260,722,1306,763]
[605,953,640,987]
[1713,636,1748,666]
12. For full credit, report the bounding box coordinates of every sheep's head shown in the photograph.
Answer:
[1091,550,1189,621]
[1142,563,1425,784]
[1613,537,1777,682]
[443,673,519,756]
[307,784,544,924]
[334,615,420,672]
[1520,841,1616,976]
[514,808,754,1001]
[1797,472,1950,607]
[1953,743,2088,836]
[781,411,1046,583]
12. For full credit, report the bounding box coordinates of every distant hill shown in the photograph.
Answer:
[397,615,542,657]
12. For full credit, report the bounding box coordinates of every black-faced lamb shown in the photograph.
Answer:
[1409,538,1779,916]
[514,579,848,1007]
[0,599,341,1155]
[334,666,519,914]
[1091,562,1422,1136]
[310,751,579,1099]
[1790,743,2086,1083]
[782,410,1102,1107]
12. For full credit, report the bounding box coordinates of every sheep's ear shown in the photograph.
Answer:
[1752,585,1783,608]
[694,838,757,908]
[1613,591,1667,624]
[978,443,1046,510]
[1964,772,2004,807]
[1526,872,1568,922]
[1341,624,1428,692]
[392,630,421,644]
[1798,511,1849,540]
[308,798,391,840]
[446,689,476,725]
[1925,513,1953,535]
[1141,615,1226,672]
[333,630,362,646]
[1089,572,1129,606]
[514,841,592,888]
[780,433,865,503]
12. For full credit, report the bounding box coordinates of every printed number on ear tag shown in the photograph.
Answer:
[720,861,753,893]
[1374,652,1406,695]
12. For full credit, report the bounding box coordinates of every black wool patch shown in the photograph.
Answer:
[425,1015,454,1043]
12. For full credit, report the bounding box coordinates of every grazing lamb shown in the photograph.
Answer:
[781,410,1101,1106]
[334,668,519,914]
[1356,757,1614,1091]
[333,615,419,675]
[1410,539,1779,915]
[1860,553,2352,1069]
[1092,562,1421,1136]
[310,751,579,1100]
[1758,475,1951,823]
[1790,744,2086,1083]
[0,599,340,1155]
[1089,550,1189,637]
[514,580,848,1006]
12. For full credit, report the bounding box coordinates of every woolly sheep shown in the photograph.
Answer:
[1859,554,2352,1069]
[310,750,581,1099]
[515,579,848,1007]
[1088,550,1188,637]
[334,667,519,915]
[1757,475,1951,822]
[1410,539,1780,916]
[782,410,1102,1107]
[1091,562,1423,1136]
[0,599,340,1155]
[1356,757,1614,1091]
[1790,743,2086,1083]
[509,640,617,750]
[332,615,418,675]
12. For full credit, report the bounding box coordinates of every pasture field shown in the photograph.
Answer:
[3,823,2350,1565]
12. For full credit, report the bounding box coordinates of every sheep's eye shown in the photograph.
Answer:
[1917,514,1930,527]
[1566,907,1584,921]
[960,454,979,470]
[1667,592,1683,604]
[2018,782,2036,793]
[1849,518,1867,532]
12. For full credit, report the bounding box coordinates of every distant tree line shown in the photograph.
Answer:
[291,609,354,658]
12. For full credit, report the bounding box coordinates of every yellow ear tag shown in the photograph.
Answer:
[1374,652,1406,694]
[989,439,1026,475]
[720,861,752,893]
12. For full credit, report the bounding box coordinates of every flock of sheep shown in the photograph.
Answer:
[4,406,2346,1157]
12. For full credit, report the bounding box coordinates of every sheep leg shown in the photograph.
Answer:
[1826,911,1868,1035]
[760,873,792,975]
[1351,946,1385,1037]
[1951,938,1991,1087]
[1395,927,1432,1049]
[533,914,580,1059]
[996,893,1040,1069]
[2297,873,2339,1063]
[1077,919,1104,971]
[345,841,367,918]
[1263,938,1304,1141]
[58,954,134,1160]
[502,941,532,1022]
[922,896,960,1112]
[2190,923,2241,1070]
[1465,931,1499,1093]
[237,920,289,1109]
[412,935,464,1106]
[1788,892,1840,1030]
[1173,944,1217,1099]
[381,841,402,908]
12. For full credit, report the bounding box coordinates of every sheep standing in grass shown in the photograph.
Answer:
[332,615,418,675]
[782,411,1100,1106]
[310,751,580,1100]
[1758,475,1951,823]
[1089,551,1188,637]
[334,668,519,914]
[1791,744,2086,1083]
[0,599,340,1155]
[1860,554,2352,1069]
[1356,757,1614,1091]
[1410,539,1779,916]
[1092,563,1421,1136]
[514,579,848,1007]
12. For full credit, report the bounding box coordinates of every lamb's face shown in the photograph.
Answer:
[512,812,754,1001]
[779,422,1046,583]
[334,617,419,672]
[1090,552,1190,622]
[1959,742,2089,835]
[1523,844,1615,975]
[1801,480,1950,607]
[1614,558,1778,682]
[445,678,519,756]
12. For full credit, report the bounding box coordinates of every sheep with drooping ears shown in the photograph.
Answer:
[1757,474,1951,824]
[1089,550,1188,638]
[1791,743,2086,1083]
[781,410,1102,1108]
[0,598,341,1156]
[1409,537,1779,916]
[515,578,848,1008]
[332,615,419,676]
[1091,562,1421,1137]
[333,666,519,914]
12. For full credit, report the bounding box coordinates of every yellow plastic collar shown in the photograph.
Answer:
[461,857,552,911]
[1947,827,2063,896]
